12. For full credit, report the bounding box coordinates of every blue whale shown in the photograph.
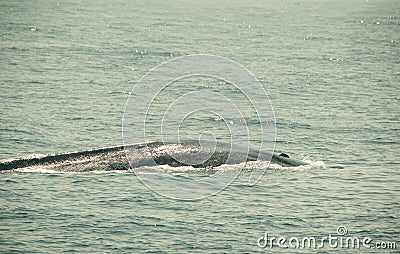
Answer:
[0,141,307,172]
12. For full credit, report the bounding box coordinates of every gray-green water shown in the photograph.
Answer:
[1,0,399,252]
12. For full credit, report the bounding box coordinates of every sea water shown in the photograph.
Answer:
[1,0,399,252]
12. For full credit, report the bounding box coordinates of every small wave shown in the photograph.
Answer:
[14,166,66,174]
[244,158,325,171]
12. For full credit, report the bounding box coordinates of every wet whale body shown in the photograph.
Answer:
[0,141,308,172]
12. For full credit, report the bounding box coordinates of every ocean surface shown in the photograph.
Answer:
[1,0,399,252]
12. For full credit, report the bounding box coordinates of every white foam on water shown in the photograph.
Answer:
[14,166,67,174]
[243,158,326,171]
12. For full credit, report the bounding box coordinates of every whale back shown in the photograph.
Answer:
[0,141,307,171]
